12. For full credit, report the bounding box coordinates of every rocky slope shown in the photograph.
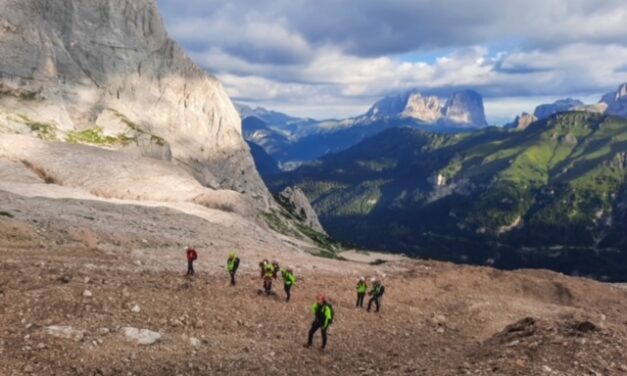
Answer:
[0,0,270,208]
[0,202,626,375]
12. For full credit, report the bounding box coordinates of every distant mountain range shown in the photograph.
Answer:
[239,89,488,170]
[268,109,627,281]
[240,84,627,173]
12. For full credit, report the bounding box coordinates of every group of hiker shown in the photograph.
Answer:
[184,246,386,349]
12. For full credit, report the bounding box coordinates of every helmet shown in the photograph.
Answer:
[229,252,236,258]
[359,276,366,282]
[370,277,377,283]
[317,294,326,303]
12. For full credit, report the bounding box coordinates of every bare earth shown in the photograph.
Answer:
[1,191,627,376]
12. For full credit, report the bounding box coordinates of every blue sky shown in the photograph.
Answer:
[156,0,627,124]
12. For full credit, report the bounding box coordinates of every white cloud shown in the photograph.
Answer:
[156,0,627,121]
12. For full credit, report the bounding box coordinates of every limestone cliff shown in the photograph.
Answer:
[0,0,271,208]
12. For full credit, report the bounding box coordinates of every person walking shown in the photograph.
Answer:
[304,294,334,350]
[367,278,385,313]
[260,260,275,295]
[356,276,367,308]
[281,266,296,302]
[185,246,198,276]
[227,252,240,286]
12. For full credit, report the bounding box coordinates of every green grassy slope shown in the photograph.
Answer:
[268,112,627,281]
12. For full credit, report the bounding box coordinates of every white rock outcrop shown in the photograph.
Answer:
[0,0,270,208]
[122,327,161,345]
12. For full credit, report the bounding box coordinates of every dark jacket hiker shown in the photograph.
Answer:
[367,279,385,313]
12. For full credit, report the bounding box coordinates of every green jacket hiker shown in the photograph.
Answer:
[305,294,334,349]
[282,267,296,302]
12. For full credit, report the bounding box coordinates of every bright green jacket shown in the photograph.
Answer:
[311,303,333,329]
[356,281,367,294]
[264,263,275,278]
[281,270,296,286]
[227,256,239,272]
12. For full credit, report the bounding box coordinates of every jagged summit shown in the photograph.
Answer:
[601,82,627,118]
[365,89,487,127]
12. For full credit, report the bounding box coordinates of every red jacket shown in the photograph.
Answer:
[186,249,198,262]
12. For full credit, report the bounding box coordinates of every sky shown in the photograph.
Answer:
[156,0,627,124]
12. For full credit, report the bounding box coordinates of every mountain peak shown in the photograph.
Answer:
[600,83,627,118]
[533,98,584,119]
[365,89,487,127]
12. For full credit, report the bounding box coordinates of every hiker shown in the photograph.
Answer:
[271,260,280,278]
[185,246,198,276]
[227,252,240,286]
[260,259,275,294]
[367,277,385,313]
[281,266,296,302]
[356,276,367,308]
[259,259,269,278]
[304,294,334,350]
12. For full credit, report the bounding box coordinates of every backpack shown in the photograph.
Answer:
[324,303,334,325]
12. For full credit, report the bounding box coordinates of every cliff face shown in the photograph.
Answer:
[365,89,488,127]
[0,0,271,208]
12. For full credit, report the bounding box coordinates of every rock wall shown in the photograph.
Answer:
[0,0,271,208]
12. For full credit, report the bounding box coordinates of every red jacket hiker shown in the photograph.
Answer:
[186,247,197,276]
[187,248,198,262]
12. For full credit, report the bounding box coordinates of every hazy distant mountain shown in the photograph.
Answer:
[365,89,488,127]
[600,83,627,118]
[533,98,584,119]
[242,90,488,168]
[246,141,281,178]
[235,104,303,125]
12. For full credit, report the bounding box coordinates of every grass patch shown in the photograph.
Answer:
[13,114,58,141]
[66,127,133,146]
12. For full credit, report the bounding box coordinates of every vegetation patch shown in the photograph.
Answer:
[12,114,58,141]
[66,127,133,146]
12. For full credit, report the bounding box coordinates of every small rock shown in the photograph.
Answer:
[131,304,141,313]
[122,327,161,345]
[60,275,71,284]
[542,365,552,373]
[83,290,93,298]
[46,325,84,341]
[189,337,201,347]
[98,327,110,335]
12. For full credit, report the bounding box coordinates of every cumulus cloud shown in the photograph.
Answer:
[156,0,627,121]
